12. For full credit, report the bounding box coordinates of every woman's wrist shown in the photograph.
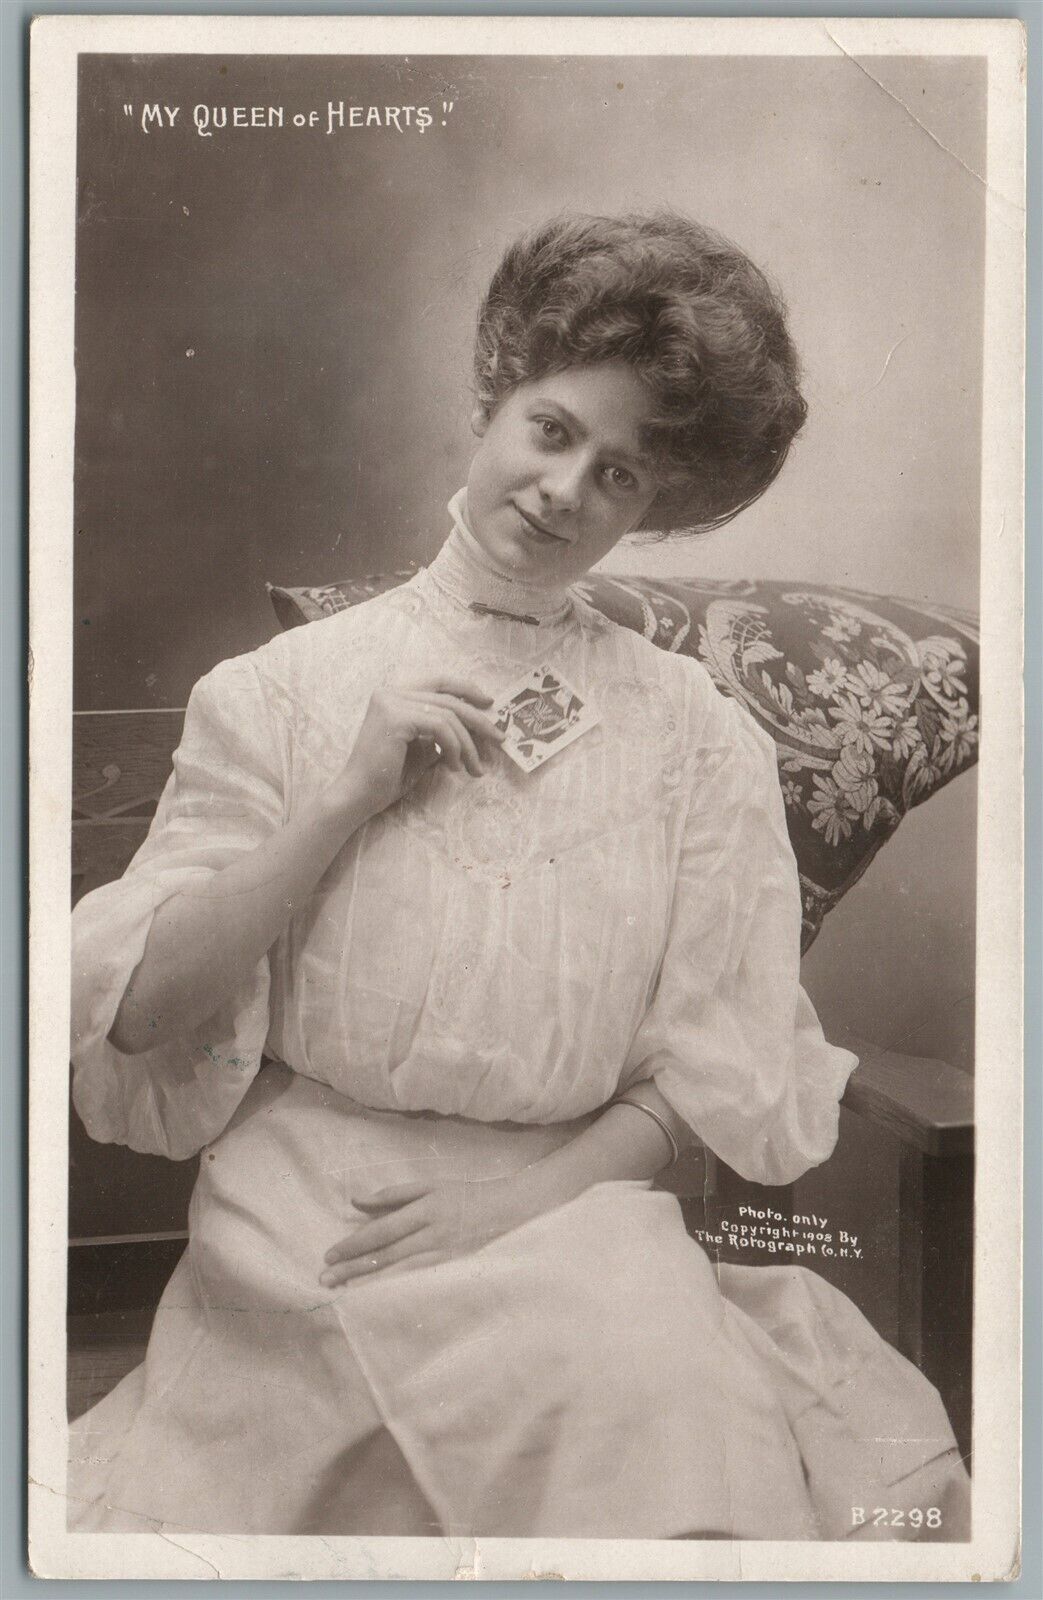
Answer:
[611,1083,690,1166]
[502,1158,579,1227]
[508,1095,680,1223]
[319,1096,689,1284]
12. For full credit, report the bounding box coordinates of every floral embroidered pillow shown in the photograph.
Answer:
[268,575,979,951]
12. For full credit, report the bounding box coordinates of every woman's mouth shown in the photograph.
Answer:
[515,506,569,544]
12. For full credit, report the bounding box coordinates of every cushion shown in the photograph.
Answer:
[268,575,979,951]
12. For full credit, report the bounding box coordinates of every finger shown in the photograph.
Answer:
[409,693,506,747]
[321,1230,443,1287]
[323,1201,428,1265]
[409,676,494,708]
[352,1182,432,1211]
[401,694,499,761]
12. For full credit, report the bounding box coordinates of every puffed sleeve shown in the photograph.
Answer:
[624,692,856,1186]
[70,654,287,1160]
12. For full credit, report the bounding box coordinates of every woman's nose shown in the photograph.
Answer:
[539,455,585,513]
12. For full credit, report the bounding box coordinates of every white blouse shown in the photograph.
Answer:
[71,505,855,1179]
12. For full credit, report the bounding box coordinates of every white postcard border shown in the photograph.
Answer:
[28,14,1026,1583]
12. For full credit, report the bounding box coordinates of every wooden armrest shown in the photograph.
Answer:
[660,1034,975,1197]
[841,1037,973,1158]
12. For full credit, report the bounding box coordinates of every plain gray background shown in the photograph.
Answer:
[73,52,985,715]
[7,3,1040,1596]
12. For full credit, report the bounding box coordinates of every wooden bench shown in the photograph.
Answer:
[70,707,974,1455]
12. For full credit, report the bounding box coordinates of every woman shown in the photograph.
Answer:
[69,213,969,1539]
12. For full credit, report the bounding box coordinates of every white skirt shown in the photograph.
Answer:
[68,1064,968,1540]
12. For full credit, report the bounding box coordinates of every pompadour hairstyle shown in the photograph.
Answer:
[473,212,808,534]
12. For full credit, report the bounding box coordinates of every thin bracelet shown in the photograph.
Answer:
[611,1093,681,1166]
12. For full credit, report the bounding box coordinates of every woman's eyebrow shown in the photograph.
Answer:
[532,399,648,468]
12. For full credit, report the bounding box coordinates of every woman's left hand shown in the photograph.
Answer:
[319,1172,544,1287]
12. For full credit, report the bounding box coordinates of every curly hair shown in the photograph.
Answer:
[473,212,807,534]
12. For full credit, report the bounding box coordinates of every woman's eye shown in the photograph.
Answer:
[605,465,638,492]
[534,417,566,445]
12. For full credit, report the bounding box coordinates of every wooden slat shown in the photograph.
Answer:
[67,1236,188,1317]
[842,1040,974,1157]
[72,819,153,890]
[73,708,184,819]
[898,1146,974,1462]
[72,708,184,896]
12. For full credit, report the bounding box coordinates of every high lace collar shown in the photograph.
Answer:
[424,490,574,627]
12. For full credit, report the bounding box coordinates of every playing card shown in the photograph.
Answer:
[493,664,599,773]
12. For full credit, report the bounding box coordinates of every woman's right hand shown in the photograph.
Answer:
[106,677,504,1055]
[330,677,506,821]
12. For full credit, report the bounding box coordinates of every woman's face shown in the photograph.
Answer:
[465,363,660,586]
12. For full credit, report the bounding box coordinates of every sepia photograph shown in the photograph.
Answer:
[28,15,1024,1583]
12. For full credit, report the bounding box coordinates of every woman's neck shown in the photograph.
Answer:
[425,490,573,625]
